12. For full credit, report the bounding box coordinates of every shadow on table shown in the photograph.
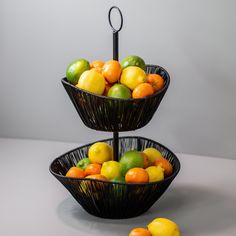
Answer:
[56,184,236,235]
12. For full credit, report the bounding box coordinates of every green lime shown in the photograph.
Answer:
[107,84,131,99]
[119,150,144,176]
[111,175,125,183]
[66,59,90,85]
[76,157,90,170]
[121,55,146,71]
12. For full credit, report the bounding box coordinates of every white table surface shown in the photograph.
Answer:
[0,138,236,236]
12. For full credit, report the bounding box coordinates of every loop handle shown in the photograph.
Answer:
[108,6,123,33]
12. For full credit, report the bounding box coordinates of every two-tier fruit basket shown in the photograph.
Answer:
[50,6,180,219]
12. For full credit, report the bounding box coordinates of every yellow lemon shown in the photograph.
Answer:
[143,148,163,165]
[101,161,120,180]
[88,142,113,164]
[76,70,105,95]
[145,166,164,182]
[120,66,147,90]
[148,218,180,236]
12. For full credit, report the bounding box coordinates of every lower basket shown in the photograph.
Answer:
[49,136,180,219]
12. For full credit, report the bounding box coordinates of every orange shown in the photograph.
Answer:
[102,60,121,83]
[85,174,107,181]
[125,168,149,183]
[129,228,152,236]
[84,163,102,176]
[90,60,104,73]
[147,74,165,92]
[154,157,173,176]
[140,152,149,168]
[103,82,112,96]
[132,83,154,99]
[66,167,85,178]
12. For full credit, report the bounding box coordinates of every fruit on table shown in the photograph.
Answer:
[107,84,131,99]
[66,59,90,85]
[85,174,107,181]
[102,60,122,83]
[125,167,149,183]
[145,166,164,182]
[147,74,165,92]
[84,163,102,176]
[132,83,154,99]
[120,66,147,90]
[76,157,91,170]
[76,70,105,95]
[143,147,163,166]
[147,218,180,236]
[66,167,85,178]
[121,55,146,71]
[119,150,144,176]
[101,161,120,180]
[129,227,152,236]
[88,142,113,164]
[154,157,173,176]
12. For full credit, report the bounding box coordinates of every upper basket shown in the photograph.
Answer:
[61,64,170,132]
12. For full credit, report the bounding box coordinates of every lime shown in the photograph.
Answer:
[66,59,90,85]
[119,150,144,176]
[121,55,146,71]
[76,157,90,170]
[111,175,125,183]
[145,166,164,182]
[101,161,120,180]
[88,142,113,164]
[107,84,131,99]
[148,218,180,236]
[120,66,147,90]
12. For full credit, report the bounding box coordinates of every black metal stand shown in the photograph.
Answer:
[108,6,123,161]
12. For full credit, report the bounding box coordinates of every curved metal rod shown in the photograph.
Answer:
[108,6,123,33]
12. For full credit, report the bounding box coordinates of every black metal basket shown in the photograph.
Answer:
[50,136,180,219]
[61,64,170,132]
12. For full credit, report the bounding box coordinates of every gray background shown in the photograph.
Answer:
[1,0,236,159]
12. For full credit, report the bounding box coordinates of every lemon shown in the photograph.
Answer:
[66,59,90,85]
[148,218,180,236]
[143,148,163,165]
[76,70,105,95]
[88,142,113,164]
[101,161,120,180]
[145,166,164,182]
[120,66,147,90]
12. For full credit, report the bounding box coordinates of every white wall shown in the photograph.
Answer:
[1,0,236,159]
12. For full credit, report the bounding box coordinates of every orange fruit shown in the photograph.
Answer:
[125,168,149,183]
[84,163,102,176]
[66,167,85,178]
[103,82,112,96]
[154,157,173,176]
[85,174,107,181]
[129,228,152,236]
[90,60,104,73]
[132,83,154,99]
[147,74,165,92]
[102,60,121,83]
[140,152,149,168]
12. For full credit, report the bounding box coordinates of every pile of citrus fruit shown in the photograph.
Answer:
[129,217,180,236]
[66,55,165,99]
[65,142,173,183]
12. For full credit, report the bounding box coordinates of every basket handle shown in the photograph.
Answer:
[108,6,123,61]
